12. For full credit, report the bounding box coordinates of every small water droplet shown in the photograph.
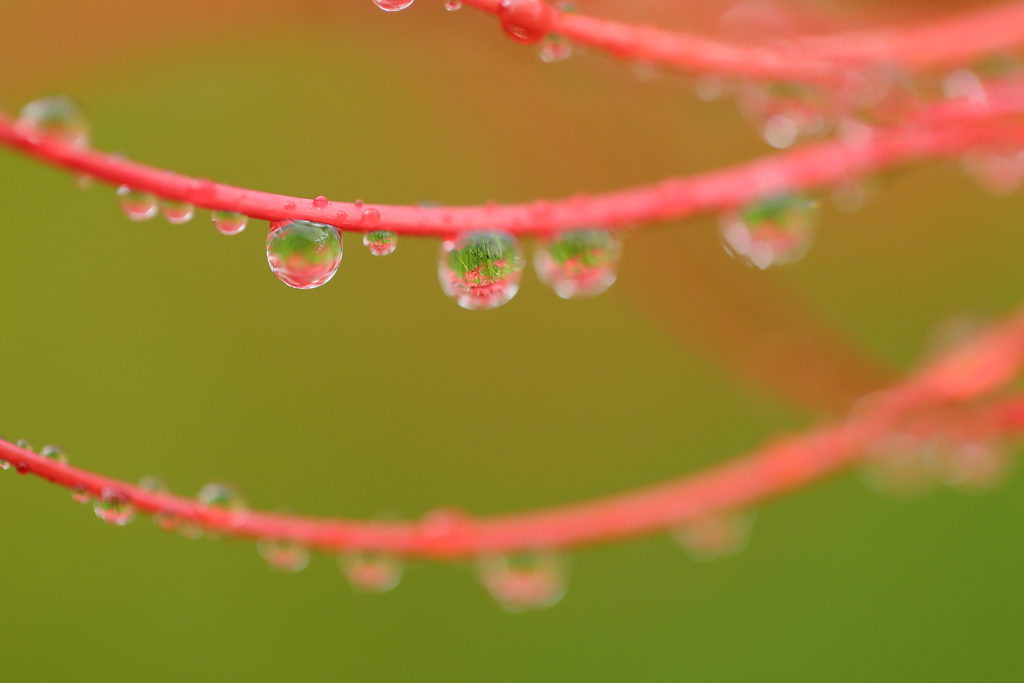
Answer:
[672,510,756,562]
[374,0,414,10]
[738,82,830,148]
[497,0,552,45]
[335,210,348,222]
[70,485,90,504]
[534,229,621,299]
[267,220,343,289]
[718,195,819,269]
[211,210,248,235]
[15,462,29,474]
[313,195,329,209]
[539,34,572,63]
[694,76,725,102]
[476,552,568,612]
[438,231,524,310]
[16,439,34,452]
[339,552,404,592]
[283,201,296,211]
[363,230,398,256]
[0,459,9,471]
[445,0,461,10]
[863,433,936,498]
[18,96,89,147]
[258,538,312,573]
[117,186,159,221]
[354,199,365,209]
[161,199,195,224]
[361,208,381,227]
[198,482,248,516]
[40,444,68,465]
[94,488,136,526]
[139,475,169,493]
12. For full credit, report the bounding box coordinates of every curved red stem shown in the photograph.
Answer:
[6,306,1024,559]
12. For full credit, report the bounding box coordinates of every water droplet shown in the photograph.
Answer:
[15,462,29,474]
[445,0,461,10]
[177,521,204,540]
[762,114,799,149]
[70,485,90,504]
[198,482,248,516]
[361,208,381,227]
[694,76,725,102]
[672,510,756,562]
[0,459,9,471]
[476,552,568,612]
[117,186,158,221]
[258,538,311,573]
[719,195,819,269]
[18,96,89,147]
[161,199,195,224]
[16,439,34,452]
[737,82,830,148]
[339,552,404,592]
[153,511,178,532]
[374,0,414,10]
[862,433,936,498]
[40,444,68,465]
[139,475,169,493]
[211,210,248,235]
[497,0,552,45]
[943,69,987,105]
[539,35,572,63]
[363,230,397,256]
[267,220,343,290]
[534,229,621,299]
[313,195,329,209]
[94,488,136,526]
[438,231,524,310]
[354,199,365,209]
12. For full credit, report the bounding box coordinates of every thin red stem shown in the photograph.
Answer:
[6,305,1024,559]
[1,98,1022,238]
[462,0,1024,81]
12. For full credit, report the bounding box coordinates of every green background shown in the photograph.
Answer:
[1,1,1023,680]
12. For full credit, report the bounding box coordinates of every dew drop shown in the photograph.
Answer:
[374,0,414,10]
[445,0,461,9]
[16,439,34,452]
[18,96,89,147]
[117,186,159,221]
[313,195,329,209]
[94,488,136,526]
[70,485,90,504]
[339,552,405,592]
[161,199,195,224]
[153,511,178,532]
[361,208,381,227]
[672,510,756,562]
[198,482,248,516]
[258,538,312,573]
[718,195,819,269]
[762,114,799,149]
[40,444,68,465]
[363,230,398,256]
[139,475,169,493]
[0,459,9,471]
[211,210,248,235]
[15,462,29,474]
[497,0,552,45]
[476,552,568,612]
[354,199,365,209]
[535,229,621,299]
[267,220,343,290]
[738,82,829,148]
[539,35,572,63]
[438,231,524,310]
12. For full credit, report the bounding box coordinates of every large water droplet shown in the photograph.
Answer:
[476,552,568,612]
[267,220,343,290]
[117,186,159,221]
[339,552,405,592]
[161,199,195,224]
[211,210,248,235]
[534,229,621,299]
[374,0,414,10]
[445,0,462,10]
[539,35,572,63]
[363,230,397,256]
[258,538,311,573]
[438,231,524,310]
[497,0,552,45]
[719,195,819,269]
[18,96,89,147]
[40,444,68,465]
[94,488,136,526]
[312,195,329,209]
[672,510,756,562]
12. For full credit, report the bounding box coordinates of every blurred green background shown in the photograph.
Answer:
[1,1,1024,680]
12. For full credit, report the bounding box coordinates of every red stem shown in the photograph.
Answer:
[462,0,1024,81]
[6,306,1024,559]
[1,99,1022,238]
